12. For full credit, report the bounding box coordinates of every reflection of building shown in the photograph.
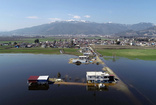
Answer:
[86,85,108,91]
[86,72,114,83]
[28,83,49,90]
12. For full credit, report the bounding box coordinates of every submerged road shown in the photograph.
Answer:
[90,46,144,105]
[53,81,116,86]
[57,46,154,105]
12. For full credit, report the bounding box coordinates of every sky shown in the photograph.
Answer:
[0,0,156,31]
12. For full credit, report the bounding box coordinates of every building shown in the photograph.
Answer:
[28,75,49,84]
[79,56,89,60]
[86,72,114,83]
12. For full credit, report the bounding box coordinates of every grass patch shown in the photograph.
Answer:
[96,49,156,61]
[0,47,82,56]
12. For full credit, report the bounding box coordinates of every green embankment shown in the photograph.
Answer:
[96,49,156,60]
[0,47,81,56]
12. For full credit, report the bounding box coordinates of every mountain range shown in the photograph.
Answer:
[115,26,156,36]
[0,21,155,36]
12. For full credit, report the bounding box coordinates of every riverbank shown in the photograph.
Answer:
[0,47,82,56]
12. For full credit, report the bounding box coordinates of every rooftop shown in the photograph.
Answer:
[28,76,39,81]
[38,75,49,80]
[86,72,109,76]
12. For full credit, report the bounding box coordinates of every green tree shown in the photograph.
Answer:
[34,39,39,43]
[14,42,17,45]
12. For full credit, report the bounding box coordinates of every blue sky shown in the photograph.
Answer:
[0,0,156,31]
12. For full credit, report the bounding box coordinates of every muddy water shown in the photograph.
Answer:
[0,54,153,105]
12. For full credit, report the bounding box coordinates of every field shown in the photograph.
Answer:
[96,49,156,60]
[0,37,66,43]
[0,46,82,56]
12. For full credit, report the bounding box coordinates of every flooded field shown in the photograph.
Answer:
[0,54,155,105]
[102,56,156,105]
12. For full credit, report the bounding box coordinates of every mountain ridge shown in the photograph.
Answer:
[116,26,156,36]
[0,21,155,36]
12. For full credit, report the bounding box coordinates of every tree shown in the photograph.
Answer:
[116,41,120,45]
[34,39,39,43]
[57,72,61,78]
[13,42,17,45]
[53,40,56,46]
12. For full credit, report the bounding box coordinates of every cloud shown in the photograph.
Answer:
[65,19,75,22]
[26,16,38,19]
[84,15,90,18]
[73,15,81,19]
[49,18,61,22]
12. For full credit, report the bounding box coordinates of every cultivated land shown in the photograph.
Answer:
[0,37,64,43]
[96,48,156,60]
[0,46,82,56]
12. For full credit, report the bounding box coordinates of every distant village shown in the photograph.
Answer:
[1,35,156,48]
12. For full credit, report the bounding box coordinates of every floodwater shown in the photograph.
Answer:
[0,54,155,105]
[102,56,156,105]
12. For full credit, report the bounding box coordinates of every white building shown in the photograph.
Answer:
[86,71,114,83]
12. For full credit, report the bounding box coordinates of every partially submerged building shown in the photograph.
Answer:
[86,72,115,83]
[28,75,49,84]
[72,56,89,64]
[79,56,89,60]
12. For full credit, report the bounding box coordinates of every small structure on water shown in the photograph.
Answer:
[28,75,49,85]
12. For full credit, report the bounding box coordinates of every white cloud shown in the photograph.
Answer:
[26,16,38,19]
[84,15,90,18]
[65,19,75,22]
[73,15,81,19]
[49,18,61,22]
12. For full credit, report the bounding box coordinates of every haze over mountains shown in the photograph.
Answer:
[1,21,155,36]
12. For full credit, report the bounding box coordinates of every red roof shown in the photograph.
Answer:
[28,76,39,81]
[110,75,114,76]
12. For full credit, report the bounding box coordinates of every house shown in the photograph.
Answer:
[2,43,9,46]
[83,52,91,56]
[28,75,49,84]
[86,72,114,83]
[26,44,32,48]
[41,44,46,48]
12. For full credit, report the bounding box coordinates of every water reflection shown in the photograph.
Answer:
[28,83,49,90]
[86,85,109,91]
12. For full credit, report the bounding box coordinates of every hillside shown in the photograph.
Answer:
[0,21,154,36]
[116,26,156,36]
